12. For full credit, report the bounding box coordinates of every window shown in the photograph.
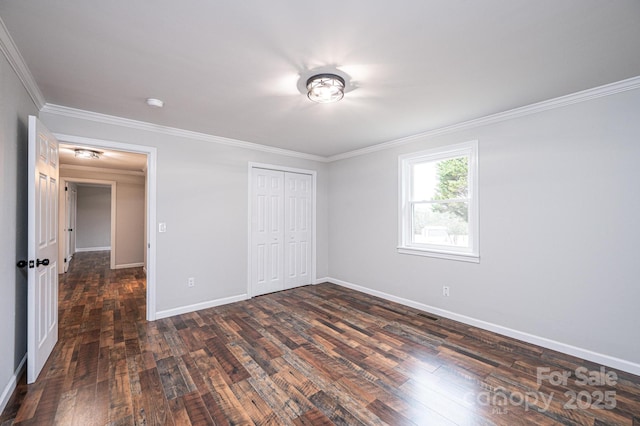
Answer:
[398,141,479,262]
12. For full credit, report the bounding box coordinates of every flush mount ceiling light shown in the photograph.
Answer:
[306,73,345,103]
[74,149,102,159]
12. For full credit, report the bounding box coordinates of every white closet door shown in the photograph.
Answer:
[251,168,285,296]
[284,172,312,289]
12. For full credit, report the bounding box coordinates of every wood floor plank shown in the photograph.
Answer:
[138,367,172,425]
[3,251,640,425]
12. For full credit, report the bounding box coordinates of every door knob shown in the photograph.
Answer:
[16,260,27,268]
[36,258,50,267]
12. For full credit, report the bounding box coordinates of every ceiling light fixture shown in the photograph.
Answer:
[306,73,345,103]
[146,98,164,108]
[74,149,101,159]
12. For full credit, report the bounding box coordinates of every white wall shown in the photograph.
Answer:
[0,53,38,411]
[39,112,330,315]
[328,88,640,369]
[75,185,111,250]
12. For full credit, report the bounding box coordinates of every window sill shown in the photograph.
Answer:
[397,247,480,263]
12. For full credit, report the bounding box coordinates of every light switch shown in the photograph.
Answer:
[159,223,167,233]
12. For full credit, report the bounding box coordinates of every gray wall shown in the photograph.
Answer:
[328,88,640,366]
[39,112,330,315]
[0,54,38,407]
[75,185,111,250]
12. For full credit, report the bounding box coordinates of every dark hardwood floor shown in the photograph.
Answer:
[2,251,639,425]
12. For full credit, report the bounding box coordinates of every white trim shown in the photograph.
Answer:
[327,277,640,377]
[0,17,45,109]
[314,277,330,285]
[328,75,640,162]
[0,355,26,415]
[42,104,328,162]
[53,134,158,321]
[115,262,144,269]
[156,294,248,319]
[60,164,145,176]
[75,246,111,252]
[247,162,318,298]
[396,247,480,263]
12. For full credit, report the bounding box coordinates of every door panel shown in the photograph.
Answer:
[28,115,59,383]
[284,172,312,289]
[251,169,284,296]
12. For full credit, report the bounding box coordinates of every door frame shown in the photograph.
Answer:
[59,179,117,270]
[54,133,158,321]
[247,162,317,298]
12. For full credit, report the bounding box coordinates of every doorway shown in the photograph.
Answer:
[248,163,316,297]
[59,179,116,272]
[54,134,158,321]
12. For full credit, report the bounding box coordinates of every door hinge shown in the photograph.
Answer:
[64,258,67,263]
[28,260,35,268]
[65,186,68,191]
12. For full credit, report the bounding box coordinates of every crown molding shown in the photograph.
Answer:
[328,75,640,162]
[40,104,329,163]
[0,17,46,109]
[60,164,146,177]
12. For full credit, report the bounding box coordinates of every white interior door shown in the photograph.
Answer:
[59,182,76,273]
[67,183,77,263]
[284,172,312,289]
[251,168,285,296]
[27,115,59,383]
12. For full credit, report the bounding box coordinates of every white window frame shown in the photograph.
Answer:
[398,140,479,262]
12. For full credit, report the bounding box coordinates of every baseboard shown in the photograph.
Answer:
[327,277,640,377]
[115,262,144,269]
[314,277,330,285]
[75,246,111,252]
[155,293,248,319]
[0,354,26,415]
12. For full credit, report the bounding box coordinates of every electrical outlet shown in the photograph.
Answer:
[442,286,450,297]
[188,277,195,287]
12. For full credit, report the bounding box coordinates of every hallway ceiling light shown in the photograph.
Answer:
[306,74,345,103]
[74,149,101,159]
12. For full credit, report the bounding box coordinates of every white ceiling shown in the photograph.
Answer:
[1,1,640,158]
[59,143,147,172]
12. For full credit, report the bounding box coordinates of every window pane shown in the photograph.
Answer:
[412,202,469,247]
[412,156,468,201]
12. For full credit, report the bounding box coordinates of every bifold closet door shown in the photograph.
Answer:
[251,168,312,297]
[284,172,312,289]
[252,168,285,296]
